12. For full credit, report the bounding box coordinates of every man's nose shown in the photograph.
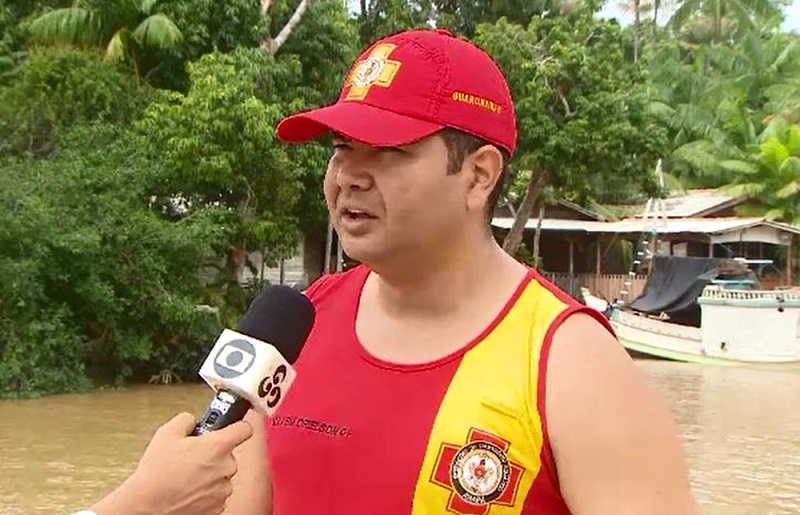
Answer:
[335,157,373,191]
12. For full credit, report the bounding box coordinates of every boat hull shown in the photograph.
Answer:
[610,301,800,371]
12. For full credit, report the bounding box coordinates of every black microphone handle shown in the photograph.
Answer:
[192,389,253,436]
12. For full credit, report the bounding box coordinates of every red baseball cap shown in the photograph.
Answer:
[275,28,517,156]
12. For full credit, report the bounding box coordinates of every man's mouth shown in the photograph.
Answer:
[342,208,377,221]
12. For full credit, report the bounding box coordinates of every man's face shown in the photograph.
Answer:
[323,132,470,268]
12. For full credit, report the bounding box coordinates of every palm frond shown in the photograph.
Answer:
[672,139,719,171]
[784,127,800,157]
[775,181,800,199]
[759,136,789,170]
[770,38,800,72]
[722,182,765,197]
[105,28,129,62]
[139,0,159,15]
[132,13,182,49]
[759,115,790,143]
[734,202,772,217]
[718,159,758,175]
[28,8,101,46]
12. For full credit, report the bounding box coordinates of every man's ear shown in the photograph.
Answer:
[465,145,504,213]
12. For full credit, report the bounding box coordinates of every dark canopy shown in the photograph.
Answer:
[624,255,752,326]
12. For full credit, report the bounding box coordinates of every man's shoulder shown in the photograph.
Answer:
[544,311,697,513]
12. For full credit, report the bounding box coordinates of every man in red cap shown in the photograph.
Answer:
[225,28,697,515]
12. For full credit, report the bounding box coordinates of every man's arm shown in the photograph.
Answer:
[546,312,699,515]
[223,409,273,514]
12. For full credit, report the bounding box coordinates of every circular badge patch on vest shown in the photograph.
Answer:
[450,441,511,505]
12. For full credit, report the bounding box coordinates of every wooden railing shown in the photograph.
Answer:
[543,273,648,303]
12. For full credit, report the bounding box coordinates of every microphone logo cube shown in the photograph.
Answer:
[198,329,297,416]
[213,340,256,378]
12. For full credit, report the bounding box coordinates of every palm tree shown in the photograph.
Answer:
[646,25,800,189]
[28,0,182,79]
[723,121,800,224]
[668,0,781,44]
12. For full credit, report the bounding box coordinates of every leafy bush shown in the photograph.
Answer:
[0,125,224,397]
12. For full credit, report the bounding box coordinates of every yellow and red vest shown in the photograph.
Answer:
[265,264,611,514]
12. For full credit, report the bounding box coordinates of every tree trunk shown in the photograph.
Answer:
[228,243,248,285]
[653,0,660,41]
[262,0,311,55]
[633,0,641,62]
[502,169,547,255]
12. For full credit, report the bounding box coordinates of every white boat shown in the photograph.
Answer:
[609,255,800,370]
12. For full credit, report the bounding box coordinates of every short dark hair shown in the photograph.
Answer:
[439,128,509,220]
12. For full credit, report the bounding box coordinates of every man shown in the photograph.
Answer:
[226,27,698,515]
[71,413,252,515]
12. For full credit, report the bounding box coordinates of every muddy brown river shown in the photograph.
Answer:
[1,360,799,514]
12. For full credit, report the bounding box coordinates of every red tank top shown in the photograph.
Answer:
[264,265,612,514]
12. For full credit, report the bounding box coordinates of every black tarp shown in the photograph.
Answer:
[624,255,751,327]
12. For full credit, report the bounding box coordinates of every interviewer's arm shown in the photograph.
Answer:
[89,412,253,515]
[547,312,699,515]
[223,409,273,515]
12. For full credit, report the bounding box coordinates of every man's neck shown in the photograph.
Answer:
[369,237,528,318]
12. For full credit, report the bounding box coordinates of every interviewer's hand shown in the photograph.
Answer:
[91,412,254,515]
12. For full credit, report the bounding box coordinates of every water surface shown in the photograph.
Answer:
[1,360,798,513]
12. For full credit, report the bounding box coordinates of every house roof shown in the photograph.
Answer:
[491,216,800,245]
[556,199,603,220]
[623,189,746,218]
[494,198,602,221]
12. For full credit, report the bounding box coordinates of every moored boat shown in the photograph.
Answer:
[609,255,800,370]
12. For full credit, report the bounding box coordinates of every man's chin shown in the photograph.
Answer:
[338,239,385,268]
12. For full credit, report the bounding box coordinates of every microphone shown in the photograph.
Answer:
[191,284,315,435]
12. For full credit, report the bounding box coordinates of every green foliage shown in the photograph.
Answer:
[275,0,360,105]
[148,0,269,90]
[27,0,183,79]
[0,125,224,397]
[137,48,303,250]
[273,0,360,231]
[667,0,785,44]
[136,48,314,325]
[3,0,800,397]
[0,0,363,397]
[356,0,434,43]
[0,1,73,72]
[723,121,800,224]
[0,47,151,157]
[433,0,575,37]
[475,12,668,204]
[645,23,800,193]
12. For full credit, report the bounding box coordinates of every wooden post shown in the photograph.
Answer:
[336,236,343,272]
[787,234,794,286]
[568,237,575,276]
[595,236,602,277]
[324,219,333,274]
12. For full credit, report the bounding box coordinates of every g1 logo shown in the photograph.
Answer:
[212,339,257,379]
[258,364,288,408]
